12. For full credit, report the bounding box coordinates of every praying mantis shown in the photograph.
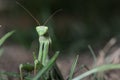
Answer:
[16,1,64,80]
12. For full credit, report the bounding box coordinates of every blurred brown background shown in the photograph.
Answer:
[0,0,120,52]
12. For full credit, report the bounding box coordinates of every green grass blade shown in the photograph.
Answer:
[72,64,120,80]
[88,45,97,78]
[68,55,79,80]
[32,51,59,80]
[0,30,15,46]
[88,45,97,64]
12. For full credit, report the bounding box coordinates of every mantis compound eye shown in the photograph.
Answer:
[36,26,48,36]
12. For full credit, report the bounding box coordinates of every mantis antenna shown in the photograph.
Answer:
[16,1,62,26]
[16,1,41,26]
[43,9,62,25]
